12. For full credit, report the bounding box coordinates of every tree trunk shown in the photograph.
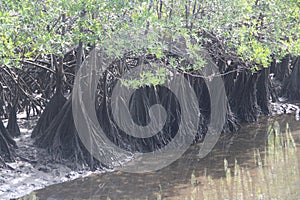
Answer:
[6,105,21,137]
[256,68,270,115]
[282,57,300,101]
[272,54,290,82]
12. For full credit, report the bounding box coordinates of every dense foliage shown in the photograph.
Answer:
[1,0,299,68]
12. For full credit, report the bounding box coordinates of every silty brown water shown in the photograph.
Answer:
[25,114,300,200]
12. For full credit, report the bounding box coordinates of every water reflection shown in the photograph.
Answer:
[22,115,300,200]
[189,119,299,200]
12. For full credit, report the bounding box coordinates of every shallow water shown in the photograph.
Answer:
[23,114,300,199]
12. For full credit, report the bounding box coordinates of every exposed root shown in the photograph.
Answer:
[0,120,15,163]
[230,71,259,122]
[31,92,66,138]
[35,99,100,169]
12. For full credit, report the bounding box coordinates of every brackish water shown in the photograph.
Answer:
[23,114,300,200]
